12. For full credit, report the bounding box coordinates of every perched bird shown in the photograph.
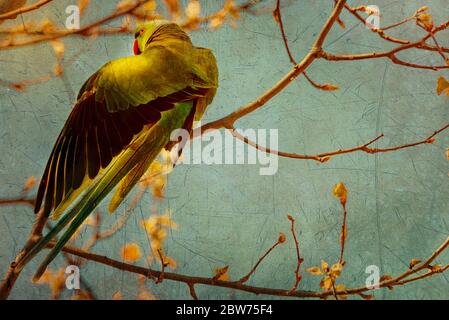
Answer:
[16,20,218,280]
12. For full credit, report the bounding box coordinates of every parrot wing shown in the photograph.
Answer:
[19,45,218,278]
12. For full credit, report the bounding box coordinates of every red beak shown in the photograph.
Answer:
[133,39,141,55]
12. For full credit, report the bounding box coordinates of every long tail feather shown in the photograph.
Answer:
[16,102,192,278]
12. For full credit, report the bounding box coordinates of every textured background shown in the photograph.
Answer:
[0,0,448,299]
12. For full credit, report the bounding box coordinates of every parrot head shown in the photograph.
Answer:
[133,20,191,55]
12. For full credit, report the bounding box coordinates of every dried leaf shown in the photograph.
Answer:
[429,264,442,272]
[121,243,142,262]
[321,260,329,273]
[416,13,434,30]
[213,266,229,281]
[306,266,323,276]
[319,276,333,290]
[209,16,224,30]
[53,64,64,76]
[409,258,421,269]
[185,0,201,20]
[330,262,344,278]
[319,83,339,91]
[416,6,429,14]
[23,176,36,192]
[437,76,449,96]
[50,40,65,60]
[333,182,348,205]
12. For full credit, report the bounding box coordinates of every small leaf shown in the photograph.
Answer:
[319,83,340,91]
[306,266,323,276]
[321,260,330,273]
[319,276,333,290]
[380,274,393,282]
[185,0,201,20]
[330,262,344,278]
[333,182,348,205]
[416,6,429,14]
[23,176,36,192]
[50,40,65,60]
[213,266,229,281]
[409,258,421,269]
[437,76,449,96]
[121,243,142,262]
[416,13,434,30]
[429,264,442,272]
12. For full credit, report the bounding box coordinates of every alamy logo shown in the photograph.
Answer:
[170,124,279,176]
[365,265,380,289]
[65,5,80,30]
[65,265,80,290]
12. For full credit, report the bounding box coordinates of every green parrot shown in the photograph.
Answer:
[16,20,218,280]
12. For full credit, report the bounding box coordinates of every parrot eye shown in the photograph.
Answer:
[134,29,144,39]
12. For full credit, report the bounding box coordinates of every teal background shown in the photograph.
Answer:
[0,0,448,299]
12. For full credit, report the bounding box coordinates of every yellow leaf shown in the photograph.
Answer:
[319,83,339,91]
[185,0,201,20]
[209,16,224,30]
[321,260,329,273]
[333,182,348,205]
[121,243,142,262]
[320,276,333,290]
[214,266,229,281]
[23,176,36,192]
[416,13,433,30]
[50,40,65,60]
[409,258,421,269]
[330,262,344,278]
[429,264,442,272]
[306,266,323,276]
[416,6,429,14]
[437,76,449,96]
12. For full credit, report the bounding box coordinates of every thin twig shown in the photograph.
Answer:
[0,0,53,20]
[238,234,285,284]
